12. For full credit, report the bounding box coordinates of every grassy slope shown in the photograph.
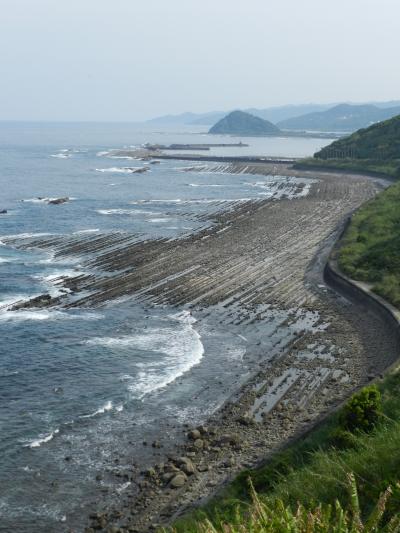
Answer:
[171,371,400,531]
[339,181,400,307]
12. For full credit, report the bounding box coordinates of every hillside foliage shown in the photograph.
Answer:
[315,114,400,162]
[339,181,400,307]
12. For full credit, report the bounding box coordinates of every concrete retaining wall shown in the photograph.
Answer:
[324,260,400,371]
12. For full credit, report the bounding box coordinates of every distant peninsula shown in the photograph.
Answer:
[209,110,280,136]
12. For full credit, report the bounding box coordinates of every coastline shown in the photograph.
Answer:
[4,162,398,532]
[79,164,398,532]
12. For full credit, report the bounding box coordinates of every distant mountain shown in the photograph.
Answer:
[188,104,334,126]
[208,110,280,136]
[145,102,400,129]
[188,112,228,125]
[315,114,400,160]
[145,112,200,125]
[243,105,333,124]
[147,105,334,127]
[277,104,400,132]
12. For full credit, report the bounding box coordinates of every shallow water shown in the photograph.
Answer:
[0,122,331,531]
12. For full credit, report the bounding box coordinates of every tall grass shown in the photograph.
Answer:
[169,476,400,532]
[171,372,400,532]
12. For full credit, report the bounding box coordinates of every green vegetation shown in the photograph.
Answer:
[208,111,280,136]
[316,115,400,161]
[170,477,398,532]
[338,181,400,307]
[169,371,400,532]
[341,386,381,432]
[296,114,400,178]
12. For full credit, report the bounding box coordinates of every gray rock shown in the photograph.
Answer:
[164,463,180,473]
[162,472,175,483]
[169,474,187,488]
[47,197,69,205]
[217,434,240,446]
[193,438,204,450]
[188,429,201,440]
[179,457,195,475]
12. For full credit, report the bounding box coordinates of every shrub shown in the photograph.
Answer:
[329,428,359,450]
[341,385,381,433]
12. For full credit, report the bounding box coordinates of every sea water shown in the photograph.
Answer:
[0,122,332,531]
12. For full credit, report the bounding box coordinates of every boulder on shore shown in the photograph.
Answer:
[169,473,187,488]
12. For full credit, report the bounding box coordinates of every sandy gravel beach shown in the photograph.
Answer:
[5,163,398,532]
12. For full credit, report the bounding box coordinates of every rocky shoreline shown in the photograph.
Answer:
[85,268,398,533]
[4,163,398,533]
[82,165,398,533]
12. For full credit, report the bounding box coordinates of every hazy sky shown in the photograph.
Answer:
[1,0,399,121]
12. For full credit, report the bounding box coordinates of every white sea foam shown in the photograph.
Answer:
[246,176,315,200]
[39,269,83,283]
[73,229,100,235]
[130,198,251,205]
[2,231,54,240]
[188,183,225,188]
[87,310,204,397]
[148,218,170,223]
[0,306,103,322]
[97,209,161,217]
[25,429,60,448]
[21,198,48,203]
[50,153,70,159]
[95,167,149,174]
[21,198,75,204]
[80,401,113,419]
[116,481,131,493]
[109,156,135,160]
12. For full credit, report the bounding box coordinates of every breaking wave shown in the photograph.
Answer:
[86,311,204,398]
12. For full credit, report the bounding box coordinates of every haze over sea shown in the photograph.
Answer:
[0,122,332,531]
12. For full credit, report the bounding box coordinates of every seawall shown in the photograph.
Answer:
[324,259,400,372]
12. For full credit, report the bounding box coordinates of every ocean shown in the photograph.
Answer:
[0,122,333,531]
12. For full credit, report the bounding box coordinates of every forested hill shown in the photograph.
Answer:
[209,110,280,136]
[315,114,400,161]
